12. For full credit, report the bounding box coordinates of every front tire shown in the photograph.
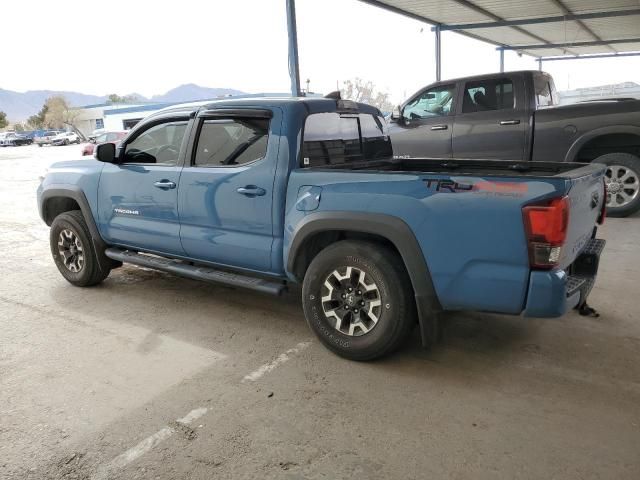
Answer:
[50,210,111,286]
[595,153,640,217]
[302,240,416,361]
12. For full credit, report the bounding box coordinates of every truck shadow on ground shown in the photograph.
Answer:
[48,264,536,373]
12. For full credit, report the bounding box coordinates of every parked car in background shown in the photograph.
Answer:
[35,130,64,147]
[51,131,81,146]
[0,132,33,146]
[82,131,127,156]
[389,70,640,217]
[88,128,106,142]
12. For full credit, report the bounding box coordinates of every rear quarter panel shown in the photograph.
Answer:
[532,100,640,162]
[285,169,571,314]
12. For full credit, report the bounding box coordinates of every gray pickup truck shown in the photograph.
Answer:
[389,70,640,216]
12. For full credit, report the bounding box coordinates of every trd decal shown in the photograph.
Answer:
[423,179,528,196]
[423,179,473,192]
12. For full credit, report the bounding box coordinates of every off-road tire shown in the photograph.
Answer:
[594,152,640,217]
[302,240,416,361]
[50,210,111,286]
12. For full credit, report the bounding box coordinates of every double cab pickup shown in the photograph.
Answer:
[38,95,606,360]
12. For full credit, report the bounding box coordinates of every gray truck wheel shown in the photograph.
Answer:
[302,240,416,361]
[595,153,640,217]
[50,210,111,286]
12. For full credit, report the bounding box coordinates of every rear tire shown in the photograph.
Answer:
[50,210,111,286]
[302,240,416,361]
[594,152,640,217]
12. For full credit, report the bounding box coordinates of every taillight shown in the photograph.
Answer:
[523,196,570,269]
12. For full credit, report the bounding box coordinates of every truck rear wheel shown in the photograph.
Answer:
[595,153,640,217]
[302,240,416,361]
[50,210,111,287]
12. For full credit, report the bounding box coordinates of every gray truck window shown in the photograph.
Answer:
[302,112,392,167]
[403,85,455,120]
[534,76,554,107]
[123,121,188,165]
[463,78,514,113]
[194,118,269,167]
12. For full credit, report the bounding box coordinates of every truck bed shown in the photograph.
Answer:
[309,157,598,179]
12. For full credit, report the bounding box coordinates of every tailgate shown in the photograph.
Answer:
[558,163,606,269]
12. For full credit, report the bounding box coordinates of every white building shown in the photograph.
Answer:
[73,103,151,137]
[101,103,171,132]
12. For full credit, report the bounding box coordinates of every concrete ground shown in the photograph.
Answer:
[1,144,639,480]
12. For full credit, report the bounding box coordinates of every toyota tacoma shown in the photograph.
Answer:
[38,95,607,360]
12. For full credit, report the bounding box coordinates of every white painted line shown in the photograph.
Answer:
[91,407,208,480]
[177,407,208,424]
[242,341,312,382]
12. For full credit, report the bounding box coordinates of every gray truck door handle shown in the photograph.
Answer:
[500,120,521,125]
[237,185,266,197]
[153,180,176,190]
[431,124,448,131]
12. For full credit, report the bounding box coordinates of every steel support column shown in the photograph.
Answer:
[435,25,442,81]
[499,48,504,72]
[538,58,542,71]
[286,0,302,97]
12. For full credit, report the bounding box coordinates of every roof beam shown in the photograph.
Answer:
[501,38,640,50]
[450,0,579,55]
[540,51,640,61]
[357,0,511,49]
[438,8,640,31]
[550,0,617,53]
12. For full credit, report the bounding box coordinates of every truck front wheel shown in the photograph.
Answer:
[49,210,111,287]
[302,240,416,361]
[595,153,640,217]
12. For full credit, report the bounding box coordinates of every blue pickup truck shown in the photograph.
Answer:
[37,96,607,360]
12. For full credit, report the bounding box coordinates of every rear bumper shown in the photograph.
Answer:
[523,238,605,317]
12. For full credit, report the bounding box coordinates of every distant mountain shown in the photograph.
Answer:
[0,84,245,121]
[0,89,107,122]
[150,84,244,103]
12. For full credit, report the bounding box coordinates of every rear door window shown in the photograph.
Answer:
[462,78,514,113]
[193,118,270,167]
[302,112,391,167]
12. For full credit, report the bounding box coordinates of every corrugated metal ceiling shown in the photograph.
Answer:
[360,0,640,58]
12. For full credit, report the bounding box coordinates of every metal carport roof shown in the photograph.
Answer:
[284,0,640,94]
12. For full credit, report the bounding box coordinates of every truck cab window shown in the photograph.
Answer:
[534,76,554,107]
[463,79,514,113]
[194,118,269,167]
[403,85,455,120]
[123,121,187,165]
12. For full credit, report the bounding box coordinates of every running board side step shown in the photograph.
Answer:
[104,248,287,295]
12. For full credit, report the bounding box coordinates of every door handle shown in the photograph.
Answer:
[431,124,448,131]
[500,120,521,125]
[153,180,176,190]
[237,185,266,197]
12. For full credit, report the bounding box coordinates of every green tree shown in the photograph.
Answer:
[107,93,140,104]
[27,104,49,129]
[0,111,8,130]
[14,123,24,132]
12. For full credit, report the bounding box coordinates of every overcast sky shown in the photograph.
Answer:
[2,0,639,104]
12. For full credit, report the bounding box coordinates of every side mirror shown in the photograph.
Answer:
[390,105,402,121]
[95,142,116,163]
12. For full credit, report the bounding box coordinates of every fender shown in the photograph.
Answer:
[564,125,640,163]
[287,211,442,346]
[39,186,107,251]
